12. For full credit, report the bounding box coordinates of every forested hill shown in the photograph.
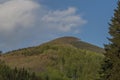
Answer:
[0,36,104,80]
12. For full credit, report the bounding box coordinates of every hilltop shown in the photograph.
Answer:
[51,36,104,53]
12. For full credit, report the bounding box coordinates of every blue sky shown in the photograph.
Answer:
[0,0,118,52]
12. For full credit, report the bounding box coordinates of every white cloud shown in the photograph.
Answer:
[0,0,87,52]
[42,7,86,32]
[0,0,40,32]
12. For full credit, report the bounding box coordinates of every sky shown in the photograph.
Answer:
[0,0,118,52]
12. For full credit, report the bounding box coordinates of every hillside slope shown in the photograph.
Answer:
[0,36,104,80]
[51,36,104,53]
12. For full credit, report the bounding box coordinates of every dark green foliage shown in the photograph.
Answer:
[0,51,2,56]
[0,51,2,53]
[0,60,40,80]
[100,1,120,80]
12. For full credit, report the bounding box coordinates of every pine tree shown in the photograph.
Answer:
[100,0,120,80]
[0,51,2,56]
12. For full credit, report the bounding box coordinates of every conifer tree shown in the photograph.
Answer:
[100,0,120,80]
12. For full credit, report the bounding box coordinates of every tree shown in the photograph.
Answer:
[0,60,40,80]
[0,51,2,56]
[100,0,120,80]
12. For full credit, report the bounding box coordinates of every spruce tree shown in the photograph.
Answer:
[100,0,120,80]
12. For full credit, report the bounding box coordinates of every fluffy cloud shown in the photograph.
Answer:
[0,0,40,32]
[0,0,87,52]
[42,7,86,32]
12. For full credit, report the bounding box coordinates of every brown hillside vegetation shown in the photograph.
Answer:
[0,36,104,80]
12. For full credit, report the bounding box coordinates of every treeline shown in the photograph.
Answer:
[0,60,40,80]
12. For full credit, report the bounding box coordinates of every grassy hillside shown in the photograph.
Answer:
[0,36,104,80]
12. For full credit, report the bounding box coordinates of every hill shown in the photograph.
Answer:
[0,36,104,80]
[51,36,104,53]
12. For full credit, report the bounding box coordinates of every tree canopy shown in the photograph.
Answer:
[100,1,120,80]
